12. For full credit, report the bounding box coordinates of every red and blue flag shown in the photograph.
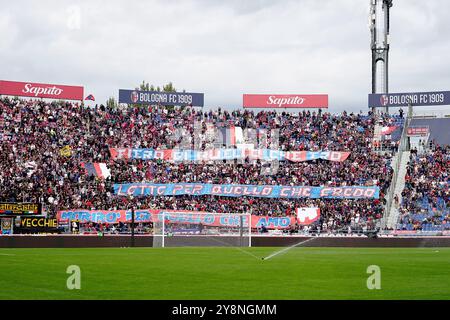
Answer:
[84,94,95,101]
[81,162,111,179]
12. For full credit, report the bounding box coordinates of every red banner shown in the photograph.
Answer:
[0,80,84,100]
[243,94,328,108]
[57,209,301,229]
[407,126,429,137]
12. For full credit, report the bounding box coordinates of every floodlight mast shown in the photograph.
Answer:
[370,0,393,114]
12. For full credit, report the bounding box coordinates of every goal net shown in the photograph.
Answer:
[152,211,251,247]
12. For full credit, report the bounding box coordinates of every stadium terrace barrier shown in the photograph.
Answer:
[1,235,450,248]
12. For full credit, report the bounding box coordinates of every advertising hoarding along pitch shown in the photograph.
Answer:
[368,91,450,108]
[0,80,84,100]
[119,89,204,107]
[243,94,328,108]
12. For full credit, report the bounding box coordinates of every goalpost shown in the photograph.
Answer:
[152,211,252,248]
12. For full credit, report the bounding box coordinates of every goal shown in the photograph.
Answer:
[152,211,252,247]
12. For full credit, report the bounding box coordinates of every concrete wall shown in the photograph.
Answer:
[1,235,450,248]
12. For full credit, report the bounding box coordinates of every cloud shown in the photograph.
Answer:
[0,0,449,113]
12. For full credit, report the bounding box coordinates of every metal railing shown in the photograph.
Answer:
[381,115,410,229]
[412,111,450,118]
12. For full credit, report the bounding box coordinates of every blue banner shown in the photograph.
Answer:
[109,147,350,162]
[113,183,379,199]
[57,209,297,229]
[119,89,204,106]
[369,91,450,108]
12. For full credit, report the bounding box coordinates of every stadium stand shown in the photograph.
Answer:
[396,143,450,231]
[409,118,450,146]
[0,97,406,233]
[373,113,405,151]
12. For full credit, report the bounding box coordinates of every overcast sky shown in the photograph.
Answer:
[1,0,449,112]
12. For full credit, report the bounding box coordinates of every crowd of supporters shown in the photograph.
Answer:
[0,97,400,232]
[397,143,450,231]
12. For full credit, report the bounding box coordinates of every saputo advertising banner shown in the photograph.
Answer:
[119,89,204,106]
[368,91,450,108]
[243,94,328,108]
[0,80,84,100]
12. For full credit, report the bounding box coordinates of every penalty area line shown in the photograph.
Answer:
[206,236,261,260]
[262,237,316,261]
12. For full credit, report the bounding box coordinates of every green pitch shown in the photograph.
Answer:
[0,247,449,300]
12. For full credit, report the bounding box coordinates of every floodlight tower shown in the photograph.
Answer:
[369,0,393,113]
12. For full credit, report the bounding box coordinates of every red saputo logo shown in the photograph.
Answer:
[267,95,305,107]
[22,83,63,97]
[242,94,327,108]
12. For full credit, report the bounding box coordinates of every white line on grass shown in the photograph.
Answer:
[262,237,316,261]
[206,236,261,260]
[234,247,261,260]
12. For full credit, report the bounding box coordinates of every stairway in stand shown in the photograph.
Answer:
[387,151,411,229]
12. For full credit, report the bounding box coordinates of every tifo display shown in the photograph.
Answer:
[0,87,448,237]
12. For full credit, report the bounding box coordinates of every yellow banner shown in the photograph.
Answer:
[60,145,72,157]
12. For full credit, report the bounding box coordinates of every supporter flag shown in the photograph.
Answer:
[218,126,244,146]
[296,207,320,225]
[234,127,244,144]
[85,94,95,101]
[59,145,72,157]
[380,126,397,135]
[81,162,111,179]
[1,218,13,235]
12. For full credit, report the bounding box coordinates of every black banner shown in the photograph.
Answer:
[0,202,42,216]
[17,217,60,234]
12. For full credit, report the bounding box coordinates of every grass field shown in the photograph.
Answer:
[0,247,449,300]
